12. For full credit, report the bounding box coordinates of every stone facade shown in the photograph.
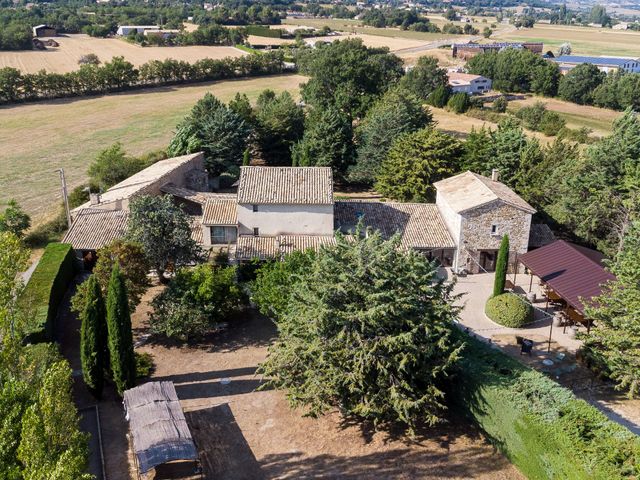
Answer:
[458,200,532,274]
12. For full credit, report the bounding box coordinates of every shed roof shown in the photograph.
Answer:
[434,171,536,214]
[202,198,237,225]
[334,201,455,250]
[74,152,203,211]
[519,240,615,314]
[63,209,129,251]
[123,382,197,474]
[237,166,333,205]
[235,234,338,261]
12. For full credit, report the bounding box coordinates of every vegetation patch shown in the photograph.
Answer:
[485,292,533,328]
[453,335,640,479]
[19,242,77,342]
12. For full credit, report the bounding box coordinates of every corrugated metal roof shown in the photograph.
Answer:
[519,240,615,314]
[63,209,129,251]
[123,382,197,474]
[334,201,455,250]
[434,171,536,214]
[237,166,333,205]
[553,55,638,66]
[202,199,237,225]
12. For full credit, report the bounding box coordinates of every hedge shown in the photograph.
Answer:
[19,243,77,342]
[485,292,533,328]
[451,334,640,480]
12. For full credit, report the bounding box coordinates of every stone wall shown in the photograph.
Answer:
[459,200,531,273]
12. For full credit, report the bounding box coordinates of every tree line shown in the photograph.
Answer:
[467,47,640,112]
[0,52,286,104]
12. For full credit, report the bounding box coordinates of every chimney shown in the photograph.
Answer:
[491,169,500,182]
[89,193,101,205]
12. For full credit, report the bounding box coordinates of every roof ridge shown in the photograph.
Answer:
[563,240,607,267]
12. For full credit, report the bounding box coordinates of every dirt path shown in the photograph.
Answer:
[123,287,523,480]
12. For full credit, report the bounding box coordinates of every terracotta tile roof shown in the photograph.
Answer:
[236,235,279,260]
[63,209,129,251]
[334,201,455,250]
[236,234,339,260]
[237,166,333,205]
[519,240,615,315]
[189,216,204,244]
[160,183,236,205]
[434,171,536,214]
[202,199,237,225]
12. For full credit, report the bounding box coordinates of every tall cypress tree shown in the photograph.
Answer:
[493,234,510,297]
[106,264,136,395]
[80,275,106,398]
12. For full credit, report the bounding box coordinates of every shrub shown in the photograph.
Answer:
[452,334,640,479]
[19,243,77,342]
[447,92,470,113]
[492,96,508,112]
[539,111,566,136]
[149,264,244,340]
[485,292,532,328]
[135,352,155,378]
[427,84,450,108]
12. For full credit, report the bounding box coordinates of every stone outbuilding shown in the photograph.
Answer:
[434,171,535,273]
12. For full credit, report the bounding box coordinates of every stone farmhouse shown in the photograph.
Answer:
[64,154,538,272]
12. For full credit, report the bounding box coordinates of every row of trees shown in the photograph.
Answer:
[0,232,91,478]
[127,24,246,47]
[467,47,640,112]
[0,52,286,104]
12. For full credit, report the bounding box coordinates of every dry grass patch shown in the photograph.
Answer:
[0,34,246,74]
[0,74,306,222]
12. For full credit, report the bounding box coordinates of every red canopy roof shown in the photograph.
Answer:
[519,240,616,314]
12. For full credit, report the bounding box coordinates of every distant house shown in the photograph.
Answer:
[551,55,640,73]
[116,25,159,36]
[447,72,492,94]
[452,42,543,60]
[32,24,57,37]
[144,29,181,39]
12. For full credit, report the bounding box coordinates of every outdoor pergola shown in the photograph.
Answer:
[517,240,615,333]
[123,381,201,479]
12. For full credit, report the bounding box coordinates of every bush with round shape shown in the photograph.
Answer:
[485,292,533,328]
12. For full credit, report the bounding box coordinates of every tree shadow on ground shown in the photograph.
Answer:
[141,308,277,353]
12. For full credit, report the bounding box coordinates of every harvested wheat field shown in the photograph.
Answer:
[309,32,434,51]
[0,74,306,222]
[496,23,640,57]
[96,287,525,480]
[509,95,621,137]
[0,34,246,74]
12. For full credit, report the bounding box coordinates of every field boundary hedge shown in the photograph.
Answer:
[246,25,283,38]
[20,243,77,342]
[451,332,640,479]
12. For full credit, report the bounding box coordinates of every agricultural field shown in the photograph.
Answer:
[509,95,621,137]
[495,23,640,57]
[0,34,246,74]
[0,74,306,222]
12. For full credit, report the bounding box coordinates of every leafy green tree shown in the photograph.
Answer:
[558,63,605,105]
[583,221,640,397]
[106,264,135,396]
[462,126,494,172]
[79,275,106,398]
[0,199,30,238]
[444,7,457,20]
[399,56,448,101]
[127,195,201,282]
[589,4,611,26]
[375,128,463,202]
[492,96,508,113]
[349,87,432,185]
[228,92,255,124]
[297,38,404,119]
[168,93,251,176]
[150,264,243,340]
[254,90,304,166]
[593,71,640,111]
[17,361,91,480]
[260,231,462,433]
[446,92,470,113]
[0,231,29,341]
[291,106,354,175]
[493,235,509,297]
[427,84,450,108]
[87,143,146,191]
[548,109,640,255]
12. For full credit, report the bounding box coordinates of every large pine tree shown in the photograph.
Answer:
[80,275,106,398]
[106,264,135,395]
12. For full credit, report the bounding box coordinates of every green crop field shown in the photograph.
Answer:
[0,74,306,222]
